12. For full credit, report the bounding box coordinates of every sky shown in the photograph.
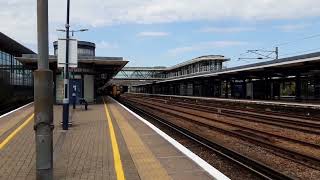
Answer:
[1,0,320,67]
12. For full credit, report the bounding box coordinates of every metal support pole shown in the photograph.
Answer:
[242,79,247,99]
[295,73,302,101]
[62,0,71,130]
[225,80,229,98]
[35,0,54,179]
[264,76,270,100]
[275,47,279,60]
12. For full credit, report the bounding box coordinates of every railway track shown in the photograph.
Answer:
[120,98,294,180]
[129,97,320,147]
[204,102,320,121]
[133,96,320,134]
[135,95,320,121]
[125,97,320,171]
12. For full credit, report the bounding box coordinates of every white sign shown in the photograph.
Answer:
[58,39,78,68]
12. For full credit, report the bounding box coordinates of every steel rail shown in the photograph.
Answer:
[130,97,320,149]
[120,99,294,180]
[132,96,320,134]
[134,95,320,121]
[125,98,320,170]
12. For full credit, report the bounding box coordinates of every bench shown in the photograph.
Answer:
[79,98,88,110]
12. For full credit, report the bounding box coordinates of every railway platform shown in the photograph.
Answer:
[0,97,227,180]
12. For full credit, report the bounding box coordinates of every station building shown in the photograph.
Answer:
[113,55,228,92]
[17,40,128,104]
[131,52,320,101]
[0,32,35,108]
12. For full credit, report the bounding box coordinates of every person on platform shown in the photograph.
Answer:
[72,86,77,109]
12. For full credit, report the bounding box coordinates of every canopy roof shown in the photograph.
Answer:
[0,32,35,56]
[17,54,128,82]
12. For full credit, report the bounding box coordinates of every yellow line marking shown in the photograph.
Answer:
[103,97,125,180]
[0,113,34,150]
[109,99,171,180]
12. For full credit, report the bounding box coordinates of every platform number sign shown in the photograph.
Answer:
[58,39,78,68]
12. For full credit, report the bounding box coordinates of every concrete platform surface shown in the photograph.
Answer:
[0,97,227,180]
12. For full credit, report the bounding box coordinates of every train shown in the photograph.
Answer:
[108,85,128,98]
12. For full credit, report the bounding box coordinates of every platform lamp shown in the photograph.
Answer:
[56,28,89,37]
[56,28,88,115]
[60,0,71,130]
[57,0,89,130]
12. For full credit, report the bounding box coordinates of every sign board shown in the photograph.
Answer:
[58,39,78,68]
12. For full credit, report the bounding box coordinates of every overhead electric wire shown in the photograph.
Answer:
[235,32,320,62]
[274,33,320,47]
[281,48,320,57]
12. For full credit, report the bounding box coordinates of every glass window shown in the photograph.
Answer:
[0,51,3,67]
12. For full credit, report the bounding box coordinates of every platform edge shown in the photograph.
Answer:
[110,97,230,180]
[0,102,34,119]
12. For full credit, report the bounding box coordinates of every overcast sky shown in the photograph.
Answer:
[1,0,320,67]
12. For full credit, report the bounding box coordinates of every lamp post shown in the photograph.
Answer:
[57,27,88,130]
[57,28,89,37]
[56,28,88,114]
[58,0,88,130]
[61,0,71,130]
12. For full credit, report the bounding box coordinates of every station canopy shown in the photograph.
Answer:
[16,54,128,82]
[0,32,35,56]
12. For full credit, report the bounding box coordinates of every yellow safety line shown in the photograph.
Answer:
[103,97,125,180]
[109,101,171,180]
[0,113,34,150]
